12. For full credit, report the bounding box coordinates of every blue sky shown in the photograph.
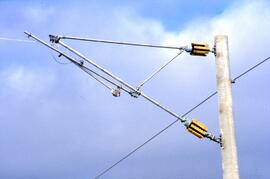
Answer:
[1,0,270,178]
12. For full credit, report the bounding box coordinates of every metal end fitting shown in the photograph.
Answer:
[183,46,192,53]
[205,133,222,146]
[49,35,61,43]
[212,45,216,56]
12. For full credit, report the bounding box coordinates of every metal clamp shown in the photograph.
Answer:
[49,35,61,43]
[205,133,222,146]
[129,89,141,98]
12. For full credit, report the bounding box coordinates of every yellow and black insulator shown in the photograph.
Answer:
[186,119,208,138]
[190,43,210,56]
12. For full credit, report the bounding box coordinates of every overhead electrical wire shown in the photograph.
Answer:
[94,91,218,179]
[80,65,133,94]
[94,55,270,178]
[0,37,34,43]
[231,56,270,83]
[51,54,71,65]
[51,53,116,91]
[80,67,113,91]
[79,64,131,94]
[0,36,117,92]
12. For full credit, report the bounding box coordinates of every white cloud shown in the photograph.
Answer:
[1,0,270,178]
[22,6,55,24]
[152,0,270,91]
[2,66,55,97]
[163,0,270,62]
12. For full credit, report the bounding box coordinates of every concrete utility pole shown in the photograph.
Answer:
[215,35,240,179]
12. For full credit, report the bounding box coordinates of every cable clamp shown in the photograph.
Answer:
[212,45,216,56]
[129,88,141,98]
[26,33,32,38]
[79,60,84,66]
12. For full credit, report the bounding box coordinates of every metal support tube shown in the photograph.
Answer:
[140,93,187,123]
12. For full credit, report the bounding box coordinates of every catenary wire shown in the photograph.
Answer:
[0,37,34,43]
[94,55,270,178]
[94,121,179,179]
[232,56,270,83]
[81,67,113,91]
[65,55,131,93]
[51,53,114,90]
[77,63,131,94]
[51,54,71,65]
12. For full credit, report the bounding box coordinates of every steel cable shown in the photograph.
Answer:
[94,55,270,178]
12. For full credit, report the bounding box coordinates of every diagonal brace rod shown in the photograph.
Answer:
[137,50,184,89]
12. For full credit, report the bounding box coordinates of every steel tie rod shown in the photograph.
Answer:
[59,35,188,50]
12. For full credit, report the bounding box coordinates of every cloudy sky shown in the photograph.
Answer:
[1,0,270,178]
